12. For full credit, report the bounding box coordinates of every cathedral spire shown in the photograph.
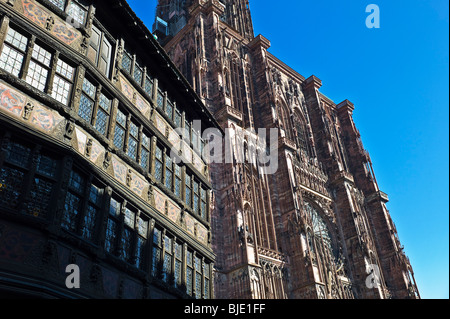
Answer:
[219,0,254,39]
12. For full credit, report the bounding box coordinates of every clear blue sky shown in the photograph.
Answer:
[126,0,449,299]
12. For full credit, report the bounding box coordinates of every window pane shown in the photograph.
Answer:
[31,44,52,67]
[109,198,121,217]
[120,228,133,261]
[156,91,164,109]
[186,268,193,295]
[5,28,28,52]
[116,110,127,127]
[68,170,85,193]
[88,185,102,206]
[62,192,81,232]
[6,141,31,167]
[95,108,109,136]
[142,134,150,149]
[129,122,139,139]
[52,75,72,105]
[195,273,202,298]
[193,194,199,214]
[175,177,181,197]
[155,160,163,182]
[194,256,201,271]
[122,52,132,73]
[98,94,111,112]
[0,45,24,77]
[36,154,57,178]
[124,208,135,228]
[56,59,75,80]
[48,0,65,10]
[164,235,172,252]
[82,78,96,98]
[175,260,182,287]
[127,137,138,160]
[175,242,182,259]
[134,65,143,84]
[153,228,162,245]
[145,76,153,96]
[174,110,182,128]
[137,217,148,238]
[204,278,210,299]
[113,126,125,149]
[162,253,172,282]
[0,166,25,209]
[135,236,146,269]
[152,247,161,277]
[82,204,98,241]
[78,94,94,122]
[67,1,86,25]
[26,61,49,91]
[165,99,173,119]
[105,218,117,254]
[140,148,149,170]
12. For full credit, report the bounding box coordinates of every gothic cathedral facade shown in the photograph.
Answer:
[153,0,420,299]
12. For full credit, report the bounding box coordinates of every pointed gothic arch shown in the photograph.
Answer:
[293,107,313,158]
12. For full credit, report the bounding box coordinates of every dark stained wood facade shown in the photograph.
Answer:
[0,0,219,299]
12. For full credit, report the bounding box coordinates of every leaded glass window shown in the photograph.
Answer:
[204,263,211,299]
[193,180,199,215]
[194,255,202,299]
[120,206,137,263]
[0,140,31,211]
[62,170,85,232]
[48,0,65,10]
[144,75,153,97]
[186,250,193,296]
[121,49,132,74]
[105,218,117,254]
[0,166,25,210]
[154,145,163,183]
[127,122,139,161]
[62,170,103,243]
[105,197,121,254]
[200,188,207,220]
[152,227,162,278]
[0,27,28,77]
[120,228,133,261]
[162,235,173,283]
[185,172,192,208]
[78,78,95,122]
[26,43,52,92]
[140,133,150,171]
[174,164,182,198]
[135,236,146,269]
[67,0,87,26]
[156,90,164,109]
[113,109,127,150]
[174,108,182,128]
[81,184,102,241]
[174,242,183,288]
[27,153,58,219]
[95,93,111,136]
[133,58,143,85]
[165,156,173,190]
[165,98,174,120]
[52,59,74,105]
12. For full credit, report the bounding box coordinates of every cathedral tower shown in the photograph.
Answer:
[153,0,420,299]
